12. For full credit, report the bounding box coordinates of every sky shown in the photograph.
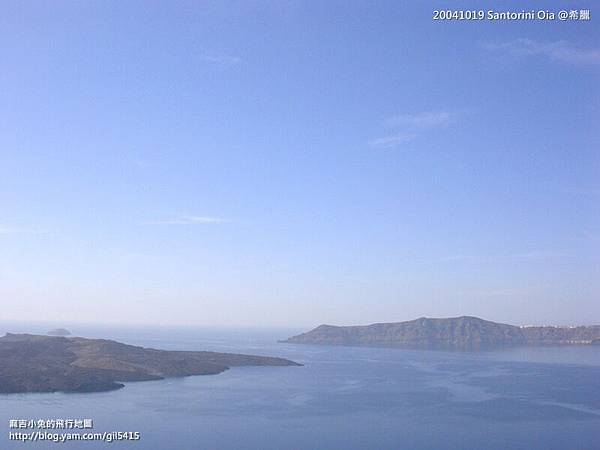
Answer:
[0,0,599,328]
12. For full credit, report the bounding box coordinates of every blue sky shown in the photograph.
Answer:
[1,1,598,327]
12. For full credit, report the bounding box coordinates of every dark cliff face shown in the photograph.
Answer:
[0,334,300,394]
[283,317,600,350]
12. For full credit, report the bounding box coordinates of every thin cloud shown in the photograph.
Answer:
[369,133,417,149]
[370,110,461,149]
[145,216,228,225]
[385,111,457,129]
[482,39,600,66]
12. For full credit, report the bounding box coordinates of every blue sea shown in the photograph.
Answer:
[1,323,600,450]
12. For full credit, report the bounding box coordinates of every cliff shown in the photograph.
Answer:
[282,316,600,350]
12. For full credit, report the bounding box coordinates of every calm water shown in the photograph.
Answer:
[1,323,600,450]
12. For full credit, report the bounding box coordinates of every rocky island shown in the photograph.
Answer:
[0,333,300,394]
[283,316,600,350]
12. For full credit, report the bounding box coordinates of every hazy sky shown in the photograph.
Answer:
[1,1,598,327]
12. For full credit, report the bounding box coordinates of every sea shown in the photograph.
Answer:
[1,322,600,450]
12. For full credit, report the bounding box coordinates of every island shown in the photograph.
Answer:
[0,333,300,394]
[282,316,600,350]
[46,328,71,336]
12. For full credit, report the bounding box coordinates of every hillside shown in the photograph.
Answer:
[0,333,300,394]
